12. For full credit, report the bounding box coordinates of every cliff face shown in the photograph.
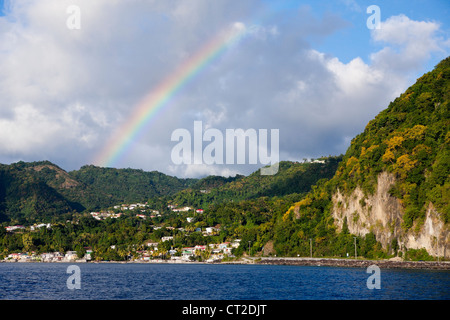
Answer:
[326,57,450,258]
[331,171,449,257]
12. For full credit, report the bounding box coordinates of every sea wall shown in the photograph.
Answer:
[257,257,450,270]
[331,171,449,257]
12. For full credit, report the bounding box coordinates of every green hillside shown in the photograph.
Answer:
[1,58,447,261]
[333,57,450,228]
[0,162,80,224]
[0,161,200,223]
[0,156,341,225]
[168,157,342,208]
[69,165,198,208]
[273,57,450,258]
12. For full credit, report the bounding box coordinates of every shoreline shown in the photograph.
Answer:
[253,257,450,270]
[2,257,450,270]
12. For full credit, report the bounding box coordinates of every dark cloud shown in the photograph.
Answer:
[0,1,447,177]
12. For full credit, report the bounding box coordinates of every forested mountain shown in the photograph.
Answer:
[69,165,197,207]
[0,161,198,223]
[1,58,448,261]
[0,157,341,225]
[333,57,449,226]
[0,157,344,260]
[0,161,81,224]
[277,57,450,258]
[168,158,342,208]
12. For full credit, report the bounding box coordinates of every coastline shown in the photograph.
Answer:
[253,257,450,270]
[2,256,450,270]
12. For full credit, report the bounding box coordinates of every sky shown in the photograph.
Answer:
[0,0,449,178]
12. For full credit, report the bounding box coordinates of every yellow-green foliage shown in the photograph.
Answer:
[331,57,450,228]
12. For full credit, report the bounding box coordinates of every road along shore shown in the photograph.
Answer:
[252,257,450,270]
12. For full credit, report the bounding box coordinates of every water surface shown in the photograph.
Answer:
[0,263,448,300]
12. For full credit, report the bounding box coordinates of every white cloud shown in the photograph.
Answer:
[0,2,448,178]
[168,164,240,179]
[370,14,446,72]
[0,104,62,153]
[372,14,440,46]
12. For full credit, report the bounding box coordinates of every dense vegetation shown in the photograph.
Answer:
[0,162,79,224]
[0,190,390,261]
[273,57,449,259]
[0,157,350,260]
[332,57,450,230]
[166,158,342,208]
[0,154,395,261]
[1,58,448,261]
[69,165,197,208]
[0,161,199,224]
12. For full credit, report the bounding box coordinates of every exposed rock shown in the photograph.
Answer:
[31,164,81,189]
[262,240,275,256]
[331,171,449,258]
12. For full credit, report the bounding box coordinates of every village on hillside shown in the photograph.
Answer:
[2,202,241,263]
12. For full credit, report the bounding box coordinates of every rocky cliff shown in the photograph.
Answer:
[321,57,450,258]
[332,171,449,257]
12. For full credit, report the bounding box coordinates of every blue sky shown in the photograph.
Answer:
[282,1,449,68]
[258,0,450,71]
[0,0,448,177]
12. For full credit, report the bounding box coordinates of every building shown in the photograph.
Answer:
[64,251,78,261]
[146,242,159,248]
[6,225,25,232]
[30,223,51,231]
[205,227,218,234]
[182,247,196,260]
[172,206,192,212]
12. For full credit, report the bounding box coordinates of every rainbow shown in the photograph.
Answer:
[94,23,248,168]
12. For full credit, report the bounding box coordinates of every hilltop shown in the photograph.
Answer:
[0,161,198,223]
[281,57,450,258]
[167,157,342,208]
[0,161,80,223]
[0,156,341,225]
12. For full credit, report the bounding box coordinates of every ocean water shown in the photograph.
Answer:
[0,263,448,300]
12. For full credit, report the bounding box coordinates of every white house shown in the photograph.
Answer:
[30,223,51,231]
[205,227,219,234]
[231,239,241,248]
[64,251,78,261]
[218,242,230,249]
[182,247,195,260]
[84,249,93,261]
[146,242,159,248]
[173,206,192,212]
[6,225,25,232]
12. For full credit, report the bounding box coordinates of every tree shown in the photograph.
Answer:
[22,233,33,252]
[75,245,86,260]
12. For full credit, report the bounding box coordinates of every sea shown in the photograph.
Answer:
[0,262,448,300]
